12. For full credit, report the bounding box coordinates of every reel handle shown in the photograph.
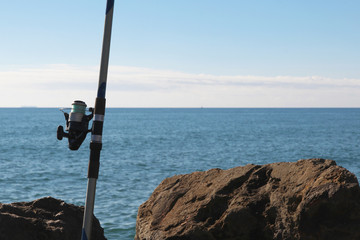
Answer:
[57,125,69,140]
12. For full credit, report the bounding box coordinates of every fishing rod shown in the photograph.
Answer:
[57,0,115,239]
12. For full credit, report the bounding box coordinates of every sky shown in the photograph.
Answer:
[1,0,359,107]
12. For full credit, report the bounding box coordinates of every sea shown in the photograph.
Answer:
[0,108,359,239]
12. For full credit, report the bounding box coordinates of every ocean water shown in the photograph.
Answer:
[0,108,359,239]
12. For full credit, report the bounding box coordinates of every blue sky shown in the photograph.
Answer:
[1,0,359,107]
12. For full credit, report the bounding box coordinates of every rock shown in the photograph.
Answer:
[0,196,106,240]
[135,159,360,240]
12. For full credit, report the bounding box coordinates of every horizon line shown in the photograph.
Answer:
[1,106,359,109]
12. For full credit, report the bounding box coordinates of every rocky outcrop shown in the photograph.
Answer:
[135,159,360,240]
[0,197,106,240]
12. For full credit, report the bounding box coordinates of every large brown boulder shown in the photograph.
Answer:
[0,196,106,240]
[135,159,360,240]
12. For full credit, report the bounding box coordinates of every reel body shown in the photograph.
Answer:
[57,100,93,150]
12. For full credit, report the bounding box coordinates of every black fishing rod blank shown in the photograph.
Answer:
[56,1,115,240]
[82,1,114,240]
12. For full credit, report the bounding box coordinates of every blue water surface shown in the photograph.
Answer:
[0,108,359,239]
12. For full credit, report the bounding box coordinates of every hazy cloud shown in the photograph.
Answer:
[1,64,359,107]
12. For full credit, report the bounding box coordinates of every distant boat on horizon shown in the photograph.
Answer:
[20,106,38,108]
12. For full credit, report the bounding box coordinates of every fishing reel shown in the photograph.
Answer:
[57,100,94,150]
